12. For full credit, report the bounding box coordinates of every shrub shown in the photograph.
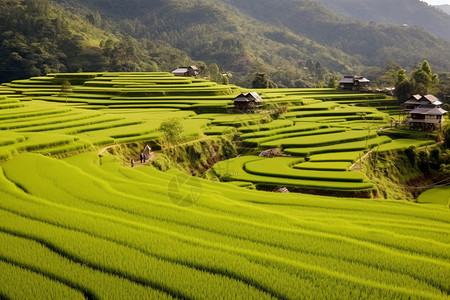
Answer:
[444,125,450,149]
[159,118,184,145]
[151,153,172,171]
[417,150,430,172]
[404,146,417,167]
[429,148,441,170]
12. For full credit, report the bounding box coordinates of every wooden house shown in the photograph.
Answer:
[402,94,423,112]
[338,76,371,91]
[171,66,199,77]
[403,95,447,130]
[233,92,263,110]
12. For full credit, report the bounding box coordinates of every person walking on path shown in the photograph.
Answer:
[131,159,135,167]
[140,152,143,163]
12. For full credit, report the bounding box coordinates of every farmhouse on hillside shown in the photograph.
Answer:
[338,76,371,91]
[402,94,447,131]
[171,66,199,77]
[402,94,423,112]
[233,92,263,110]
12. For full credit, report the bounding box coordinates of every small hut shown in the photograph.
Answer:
[233,92,263,110]
[171,66,198,77]
[338,76,371,91]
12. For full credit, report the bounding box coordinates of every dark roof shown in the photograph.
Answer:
[410,107,432,114]
[410,106,447,115]
[172,68,189,74]
[404,94,422,105]
[421,94,442,105]
[403,94,442,106]
[339,77,354,84]
[425,107,447,115]
[339,76,370,84]
[171,66,198,74]
[233,92,263,103]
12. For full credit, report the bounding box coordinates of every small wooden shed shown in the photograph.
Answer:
[171,66,199,77]
[233,92,263,110]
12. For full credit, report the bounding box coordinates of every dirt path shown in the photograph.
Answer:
[98,144,155,168]
[98,144,120,156]
[131,152,155,167]
[349,151,372,171]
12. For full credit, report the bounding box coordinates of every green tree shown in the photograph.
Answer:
[396,69,408,84]
[437,73,450,101]
[380,61,402,87]
[411,60,439,94]
[251,73,277,88]
[220,75,229,85]
[394,78,413,102]
[327,75,337,88]
[421,60,431,74]
[159,118,184,145]
[412,69,431,89]
[208,63,221,83]
[60,80,72,105]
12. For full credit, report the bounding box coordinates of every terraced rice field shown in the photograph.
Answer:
[1,72,448,299]
[0,152,448,299]
[417,186,450,206]
[213,156,375,191]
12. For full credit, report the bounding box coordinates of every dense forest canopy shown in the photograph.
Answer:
[0,0,192,82]
[1,0,450,88]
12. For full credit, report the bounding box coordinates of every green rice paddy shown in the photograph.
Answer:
[0,72,448,299]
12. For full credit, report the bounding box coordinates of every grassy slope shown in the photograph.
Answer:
[0,152,449,299]
[418,186,450,206]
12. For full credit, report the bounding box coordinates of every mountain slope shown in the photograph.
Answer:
[0,0,193,83]
[57,0,450,72]
[436,4,450,15]
[222,0,450,71]
[54,0,366,86]
[2,0,450,87]
[318,0,450,42]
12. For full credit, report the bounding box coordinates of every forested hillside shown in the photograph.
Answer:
[223,0,450,70]
[2,0,450,87]
[318,0,450,42]
[0,0,192,82]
